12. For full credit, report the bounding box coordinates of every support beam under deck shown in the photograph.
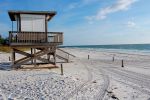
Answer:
[11,46,57,69]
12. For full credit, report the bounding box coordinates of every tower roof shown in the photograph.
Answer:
[8,10,56,21]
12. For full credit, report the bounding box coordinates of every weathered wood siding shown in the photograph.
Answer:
[21,14,45,32]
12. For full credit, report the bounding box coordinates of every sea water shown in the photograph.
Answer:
[61,44,150,55]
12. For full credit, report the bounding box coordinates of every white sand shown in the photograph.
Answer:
[0,48,150,100]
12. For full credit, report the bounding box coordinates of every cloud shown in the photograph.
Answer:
[86,0,138,21]
[126,21,136,28]
[66,0,101,11]
[67,3,78,10]
[82,0,100,5]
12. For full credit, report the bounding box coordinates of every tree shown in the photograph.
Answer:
[0,37,5,44]
[0,35,9,45]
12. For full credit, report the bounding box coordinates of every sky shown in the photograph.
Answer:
[0,0,150,45]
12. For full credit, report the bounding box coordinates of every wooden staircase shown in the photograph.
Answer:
[56,48,76,63]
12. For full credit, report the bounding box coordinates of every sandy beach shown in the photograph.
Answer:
[0,48,150,100]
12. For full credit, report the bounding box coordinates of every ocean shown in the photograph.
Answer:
[61,44,150,54]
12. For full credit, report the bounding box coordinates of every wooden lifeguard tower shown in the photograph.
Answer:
[8,10,64,68]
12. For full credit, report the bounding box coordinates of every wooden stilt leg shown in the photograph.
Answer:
[67,54,69,63]
[31,48,33,64]
[53,52,56,65]
[12,48,15,68]
[34,48,36,67]
[47,54,50,63]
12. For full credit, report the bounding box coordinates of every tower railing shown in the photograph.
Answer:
[9,31,63,45]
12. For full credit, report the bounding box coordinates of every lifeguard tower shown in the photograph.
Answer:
[8,10,64,68]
